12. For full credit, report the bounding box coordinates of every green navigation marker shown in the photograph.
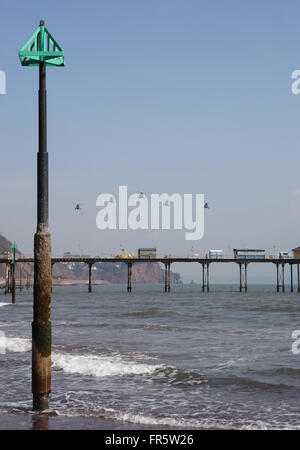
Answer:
[19,20,64,67]
[19,19,64,412]
[11,242,18,249]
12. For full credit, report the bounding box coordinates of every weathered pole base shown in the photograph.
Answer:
[33,392,50,411]
[32,229,52,412]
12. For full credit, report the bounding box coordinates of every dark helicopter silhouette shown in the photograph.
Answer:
[74,203,81,211]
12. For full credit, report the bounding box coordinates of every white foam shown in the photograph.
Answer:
[5,337,31,353]
[52,352,163,378]
[102,408,298,430]
[57,406,283,430]
[0,302,10,307]
[105,409,201,428]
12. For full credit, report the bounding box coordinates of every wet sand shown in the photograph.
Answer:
[0,411,167,430]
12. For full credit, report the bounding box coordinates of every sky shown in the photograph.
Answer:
[1,0,300,282]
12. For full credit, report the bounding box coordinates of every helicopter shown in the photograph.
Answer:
[74,203,81,211]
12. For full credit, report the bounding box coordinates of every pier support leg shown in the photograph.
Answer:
[164,263,168,292]
[239,264,242,292]
[238,263,248,292]
[127,262,132,293]
[291,264,294,293]
[207,264,210,292]
[8,269,11,293]
[5,263,9,295]
[88,263,93,293]
[201,263,210,292]
[51,262,54,293]
[275,263,285,292]
[298,264,300,293]
[20,266,22,292]
[164,262,171,292]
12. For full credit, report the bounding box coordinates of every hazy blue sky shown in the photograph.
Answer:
[1,0,300,282]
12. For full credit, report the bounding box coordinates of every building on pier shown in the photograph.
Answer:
[292,247,300,259]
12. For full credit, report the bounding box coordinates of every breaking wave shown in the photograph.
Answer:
[52,352,164,378]
[5,337,31,353]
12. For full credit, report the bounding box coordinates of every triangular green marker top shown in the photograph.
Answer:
[19,20,64,67]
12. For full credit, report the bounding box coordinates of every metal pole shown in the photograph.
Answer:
[32,22,52,411]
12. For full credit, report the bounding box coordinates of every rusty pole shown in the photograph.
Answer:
[32,42,52,411]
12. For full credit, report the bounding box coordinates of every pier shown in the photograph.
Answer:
[1,254,300,295]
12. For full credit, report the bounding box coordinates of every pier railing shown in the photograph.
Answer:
[2,253,300,296]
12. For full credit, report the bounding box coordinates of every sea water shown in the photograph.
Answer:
[0,284,299,430]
